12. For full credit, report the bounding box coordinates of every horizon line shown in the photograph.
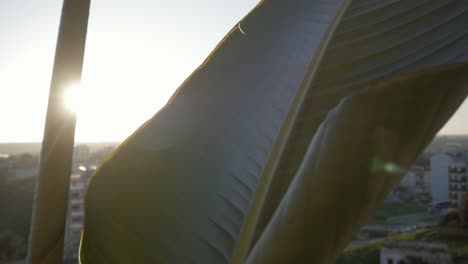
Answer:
[1,134,468,144]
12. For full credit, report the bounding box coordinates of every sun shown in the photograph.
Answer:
[64,83,84,113]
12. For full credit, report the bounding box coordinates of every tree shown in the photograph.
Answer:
[440,211,460,227]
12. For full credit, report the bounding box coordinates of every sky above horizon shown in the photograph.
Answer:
[0,0,467,143]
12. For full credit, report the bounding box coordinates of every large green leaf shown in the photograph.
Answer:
[80,0,468,263]
[248,0,468,257]
[246,64,468,263]
[80,0,349,263]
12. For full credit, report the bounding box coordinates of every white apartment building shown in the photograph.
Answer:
[430,153,453,203]
[400,165,430,193]
[414,165,431,192]
[448,162,467,211]
[64,168,93,262]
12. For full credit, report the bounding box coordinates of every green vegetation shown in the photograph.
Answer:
[392,228,435,241]
[335,240,384,264]
[0,177,35,259]
[336,229,468,264]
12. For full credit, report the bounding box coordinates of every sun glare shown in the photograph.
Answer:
[64,83,84,113]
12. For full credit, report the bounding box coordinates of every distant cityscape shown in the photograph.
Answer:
[0,143,118,263]
[342,135,468,264]
[0,136,467,263]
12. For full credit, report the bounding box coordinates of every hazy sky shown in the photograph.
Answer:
[0,0,467,142]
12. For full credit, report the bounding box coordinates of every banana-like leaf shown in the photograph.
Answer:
[80,0,468,263]
[80,0,348,263]
[246,64,468,263]
[252,0,468,247]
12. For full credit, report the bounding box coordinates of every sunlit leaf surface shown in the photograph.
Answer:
[80,0,468,263]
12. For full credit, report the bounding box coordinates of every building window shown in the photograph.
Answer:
[71,215,83,223]
[70,191,80,199]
